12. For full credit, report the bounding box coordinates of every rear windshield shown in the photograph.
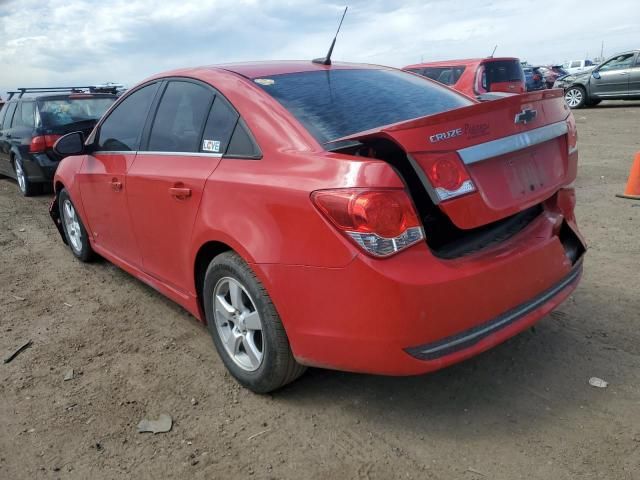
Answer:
[37,97,115,127]
[254,69,472,144]
[420,67,466,86]
[484,60,524,84]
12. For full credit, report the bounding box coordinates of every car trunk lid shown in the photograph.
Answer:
[335,89,576,230]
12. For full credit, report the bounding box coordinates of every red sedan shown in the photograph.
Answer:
[405,57,526,98]
[50,61,585,392]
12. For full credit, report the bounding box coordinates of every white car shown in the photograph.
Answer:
[563,59,596,75]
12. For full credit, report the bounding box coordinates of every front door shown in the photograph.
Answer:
[591,53,635,97]
[126,80,237,291]
[78,82,160,266]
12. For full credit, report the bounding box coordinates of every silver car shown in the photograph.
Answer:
[554,50,640,108]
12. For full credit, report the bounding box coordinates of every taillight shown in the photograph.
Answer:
[29,135,62,153]
[311,188,424,258]
[414,152,476,201]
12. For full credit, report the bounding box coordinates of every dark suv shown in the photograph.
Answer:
[0,87,116,195]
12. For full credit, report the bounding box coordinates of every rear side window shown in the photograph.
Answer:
[226,119,261,158]
[0,103,9,129]
[148,81,214,153]
[255,69,471,144]
[2,103,17,129]
[421,67,465,85]
[13,102,35,128]
[570,61,581,68]
[200,97,239,154]
[98,83,159,151]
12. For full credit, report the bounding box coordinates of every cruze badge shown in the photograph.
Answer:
[515,108,537,125]
[429,128,463,143]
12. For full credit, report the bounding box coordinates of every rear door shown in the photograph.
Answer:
[0,102,17,175]
[126,80,233,291]
[9,101,36,163]
[591,53,635,96]
[78,82,160,266]
[628,53,640,96]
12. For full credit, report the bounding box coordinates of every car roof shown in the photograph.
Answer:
[404,57,519,69]
[157,61,391,80]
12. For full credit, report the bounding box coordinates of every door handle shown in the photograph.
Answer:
[110,178,123,192]
[169,186,192,199]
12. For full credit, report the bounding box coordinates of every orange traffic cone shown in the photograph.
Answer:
[616,152,640,200]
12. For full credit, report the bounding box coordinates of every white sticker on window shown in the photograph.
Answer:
[254,78,275,86]
[203,139,221,153]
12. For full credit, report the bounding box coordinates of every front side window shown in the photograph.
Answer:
[255,68,471,145]
[148,81,214,153]
[599,54,635,72]
[98,83,159,152]
[570,61,581,68]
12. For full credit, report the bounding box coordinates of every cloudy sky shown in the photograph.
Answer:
[0,0,638,96]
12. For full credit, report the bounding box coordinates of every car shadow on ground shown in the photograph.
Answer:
[273,303,619,436]
[589,101,640,109]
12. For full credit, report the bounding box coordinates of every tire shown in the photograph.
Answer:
[58,188,95,262]
[203,251,306,393]
[564,86,587,109]
[586,99,602,107]
[13,156,41,197]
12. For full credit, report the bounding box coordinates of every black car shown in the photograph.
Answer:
[0,87,116,196]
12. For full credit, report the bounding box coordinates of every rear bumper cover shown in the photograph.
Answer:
[258,208,585,376]
[405,259,582,360]
[23,153,59,182]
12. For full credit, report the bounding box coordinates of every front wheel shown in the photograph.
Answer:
[565,86,587,109]
[58,188,95,262]
[203,252,305,393]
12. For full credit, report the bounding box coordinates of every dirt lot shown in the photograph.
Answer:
[1,101,639,480]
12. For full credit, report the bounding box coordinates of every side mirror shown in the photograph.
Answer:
[592,71,601,80]
[54,131,86,157]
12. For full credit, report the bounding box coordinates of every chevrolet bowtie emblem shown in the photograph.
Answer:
[515,108,537,125]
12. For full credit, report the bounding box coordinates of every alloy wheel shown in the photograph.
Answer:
[14,160,26,193]
[565,88,583,108]
[213,277,264,372]
[62,199,83,252]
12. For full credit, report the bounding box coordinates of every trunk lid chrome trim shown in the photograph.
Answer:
[458,121,568,165]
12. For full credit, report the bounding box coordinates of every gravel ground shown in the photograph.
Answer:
[1,100,639,479]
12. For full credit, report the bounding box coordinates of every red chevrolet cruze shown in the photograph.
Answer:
[50,61,585,392]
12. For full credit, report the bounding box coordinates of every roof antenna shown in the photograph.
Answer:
[313,6,348,65]
[489,45,498,58]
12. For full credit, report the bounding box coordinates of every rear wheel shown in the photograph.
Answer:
[203,252,305,393]
[565,86,587,109]
[58,188,94,262]
[13,156,41,197]
[585,99,602,107]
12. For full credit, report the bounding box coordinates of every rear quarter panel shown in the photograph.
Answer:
[190,151,404,271]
